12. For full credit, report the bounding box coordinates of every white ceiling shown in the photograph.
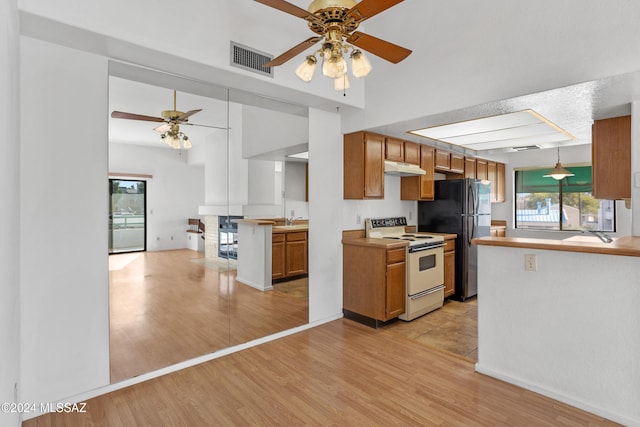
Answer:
[97,0,640,154]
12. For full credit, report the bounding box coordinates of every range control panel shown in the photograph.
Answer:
[367,217,408,229]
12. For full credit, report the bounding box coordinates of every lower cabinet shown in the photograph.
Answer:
[272,231,307,280]
[443,238,455,298]
[343,242,406,322]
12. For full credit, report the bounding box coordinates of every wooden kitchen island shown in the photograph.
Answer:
[473,235,640,426]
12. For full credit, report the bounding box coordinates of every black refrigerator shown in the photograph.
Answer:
[418,178,491,301]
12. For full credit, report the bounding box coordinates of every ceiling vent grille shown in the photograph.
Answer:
[230,42,273,77]
[512,145,542,152]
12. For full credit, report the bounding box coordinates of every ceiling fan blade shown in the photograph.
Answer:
[111,111,165,123]
[264,37,323,67]
[177,109,202,122]
[346,31,412,64]
[346,0,403,23]
[181,122,229,130]
[154,123,171,133]
[254,0,316,19]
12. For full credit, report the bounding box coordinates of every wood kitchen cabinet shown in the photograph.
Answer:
[403,141,420,165]
[435,149,451,171]
[344,131,385,200]
[401,145,435,200]
[385,137,404,162]
[443,237,456,298]
[487,161,497,201]
[272,233,286,280]
[592,115,631,200]
[476,159,488,180]
[343,242,406,323]
[449,153,465,174]
[272,230,307,280]
[496,162,506,202]
[464,157,476,179]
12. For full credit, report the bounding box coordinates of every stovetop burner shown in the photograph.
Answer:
[365,217,444,246]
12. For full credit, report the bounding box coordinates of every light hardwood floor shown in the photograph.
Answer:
[109,249,308,383]
[24,318,619,426]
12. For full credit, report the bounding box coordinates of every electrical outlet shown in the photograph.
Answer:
[524,254,536,271]
[356,214,362,224]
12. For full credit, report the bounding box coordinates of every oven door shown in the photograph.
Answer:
[407,244,444,295]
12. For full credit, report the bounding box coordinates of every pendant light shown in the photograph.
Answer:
[543,146,574,180]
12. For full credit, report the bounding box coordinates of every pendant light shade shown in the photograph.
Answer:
[351,50,372,78]
[295,56,317,82]
[543,147,574,180]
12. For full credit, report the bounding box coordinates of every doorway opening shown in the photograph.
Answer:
[109,179,147,253]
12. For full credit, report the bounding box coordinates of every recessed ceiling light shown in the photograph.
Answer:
[408,109,575,151]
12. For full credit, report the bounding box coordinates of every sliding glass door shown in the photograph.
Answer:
[109,179,146,253]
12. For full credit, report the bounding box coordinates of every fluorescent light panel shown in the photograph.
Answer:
[408,109,575,151]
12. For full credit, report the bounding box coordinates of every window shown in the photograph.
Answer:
[514,166,615,232]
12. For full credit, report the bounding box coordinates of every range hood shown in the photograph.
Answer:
[384,160,426,176]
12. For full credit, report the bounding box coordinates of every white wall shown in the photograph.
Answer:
[342,175,417,230]
[284,161,309,219]
[477,245,640,426]
[491,144,632,239]
[19,37,110,405]
[109,143,205,251]
[1,1,20,426]
[242,105,309,159]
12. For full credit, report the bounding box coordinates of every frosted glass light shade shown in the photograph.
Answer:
[182,136,192,149]
[295,56,317,82]
[322,54,347,78]
[334,74,350,91]
[351,50,372,78]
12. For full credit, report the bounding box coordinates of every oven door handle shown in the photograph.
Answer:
[408,243,445,252]
[410,284,445,299]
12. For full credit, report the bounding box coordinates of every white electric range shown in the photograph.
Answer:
[365,217,445,321]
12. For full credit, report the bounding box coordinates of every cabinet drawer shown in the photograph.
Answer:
[286,231,307,242]
[387,248,406,264]
[272,233,285,243]
[444,239,455,252]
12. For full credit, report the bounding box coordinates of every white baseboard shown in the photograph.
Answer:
[475,363,639,427]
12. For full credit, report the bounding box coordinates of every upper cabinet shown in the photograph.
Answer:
[344,131,385,199]
[385,137,404,162]
[592,115,631,200]
[464,157,476,179]
[463,157,505,202]
[403,141,421,165]
[401,145,435,200]
[434,149,465,174]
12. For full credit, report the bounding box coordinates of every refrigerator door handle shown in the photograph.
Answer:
[468,214,475,245]
[468,181,475,216]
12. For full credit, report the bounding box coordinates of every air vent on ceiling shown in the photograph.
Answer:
[230,42,273,77]
[512,145,542,151]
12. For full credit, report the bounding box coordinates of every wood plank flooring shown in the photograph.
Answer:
[109,249,308,383]
[23,319,620,426]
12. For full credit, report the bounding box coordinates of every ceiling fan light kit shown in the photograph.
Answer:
[256,0,411,91]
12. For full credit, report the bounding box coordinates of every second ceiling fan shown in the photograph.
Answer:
[255,0,412,89]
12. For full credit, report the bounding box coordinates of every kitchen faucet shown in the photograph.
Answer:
[287,216,303,226]
[584,230,614,243]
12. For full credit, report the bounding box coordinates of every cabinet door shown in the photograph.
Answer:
[450,153,465,174]
[285,232,307,276]
[592,115,631,199]
[443,249,455,298]
[404,141,420,165]
[435,149,451,171]
[476,159,488,180]
[344,132,384,200]
[364,134,385,199]
[464,157,476,179]
[385,137,404,162]
[386,261,406,319]
[496,162,505,202]
[487,161,497,202]
[419,146,435,200]
[272,234,286,279]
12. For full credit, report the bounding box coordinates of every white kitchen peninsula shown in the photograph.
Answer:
[236,219,275,292]
[473,236,640,426]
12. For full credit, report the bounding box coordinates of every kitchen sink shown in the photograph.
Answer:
[562,235,617,243]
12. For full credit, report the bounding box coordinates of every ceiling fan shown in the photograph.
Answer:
[111,90,226,149]
[255,0,412,89]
